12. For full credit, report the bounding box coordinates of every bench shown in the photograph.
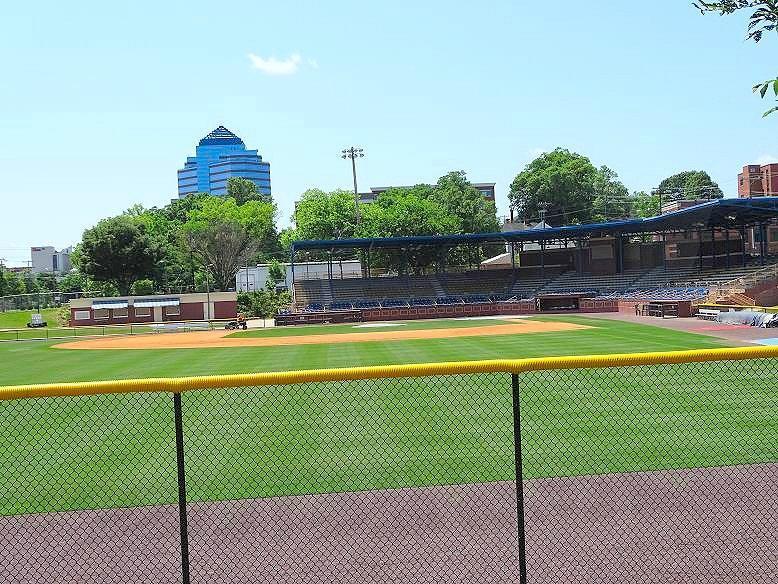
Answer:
[697,309,720,321]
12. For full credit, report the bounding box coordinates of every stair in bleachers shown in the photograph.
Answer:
[430,276,445,297]
[538,269,644,295]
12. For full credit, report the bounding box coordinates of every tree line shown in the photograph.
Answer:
[51,158,723,297]
[509,148,722,227]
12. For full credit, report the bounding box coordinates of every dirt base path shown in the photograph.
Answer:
[54,320,590,350]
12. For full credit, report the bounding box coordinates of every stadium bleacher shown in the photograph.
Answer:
[292,258,778,312]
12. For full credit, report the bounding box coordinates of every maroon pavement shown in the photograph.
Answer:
[0,463,775,583]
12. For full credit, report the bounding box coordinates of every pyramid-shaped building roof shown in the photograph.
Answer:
[198,126,245,146]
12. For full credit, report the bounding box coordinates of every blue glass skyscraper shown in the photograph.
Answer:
[177,126,271,198]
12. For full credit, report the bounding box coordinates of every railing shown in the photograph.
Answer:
[701,262,778,304]
[0,347,776,583]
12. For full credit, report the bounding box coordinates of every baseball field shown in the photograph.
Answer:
[1,313,776,583]
[0,315,729,386]
[0,314,771,510]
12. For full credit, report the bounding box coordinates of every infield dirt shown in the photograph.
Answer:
[54,320,591,350]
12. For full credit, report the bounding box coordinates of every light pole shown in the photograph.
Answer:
[341,147,365,224]
[203,264,214,322]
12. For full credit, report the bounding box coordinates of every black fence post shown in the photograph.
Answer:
[511,373,528,584]
[173,392,191,584]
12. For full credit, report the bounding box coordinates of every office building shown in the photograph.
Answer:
[177,126,271,198]
[30,246,72,275]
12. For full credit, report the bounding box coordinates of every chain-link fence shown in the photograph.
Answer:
[0,291,100,312]
[0,349,775,583]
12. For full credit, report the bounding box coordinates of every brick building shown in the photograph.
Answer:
[69,292,237,326]
[738,164,778,197]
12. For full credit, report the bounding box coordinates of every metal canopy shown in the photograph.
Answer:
[133,298,181,308]
[291,197,778,252]
[92,301,129,310]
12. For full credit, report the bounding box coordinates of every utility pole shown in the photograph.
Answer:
[341,147,365,225]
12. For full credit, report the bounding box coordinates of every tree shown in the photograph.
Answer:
[182,196,276,291]
[431,171,500,234]
[630,191,661,218]
[696,1,778,115]
[359,190,458,273]
[0,270,26,296]
[227,177,268,204]
[509,148,599,226]
[130,279,156,295]
[75,215,161,295]
[293,189,359,240]
[655,170,723,200]
[592,166,631,222]
[266,259,285,287]
[58,271,88,293]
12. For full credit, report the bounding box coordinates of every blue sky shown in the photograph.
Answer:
[0,0,775,266]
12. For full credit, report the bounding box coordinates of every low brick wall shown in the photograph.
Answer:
[360,299,618,322]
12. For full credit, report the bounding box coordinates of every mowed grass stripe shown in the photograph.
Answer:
[0,317,728,386]
[1,316,771,516]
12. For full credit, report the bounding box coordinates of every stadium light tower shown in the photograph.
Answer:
[341,147,365,224]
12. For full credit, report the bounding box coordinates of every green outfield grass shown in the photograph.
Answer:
[0,315,775,516]
[0,308,59,330]
[0,316,729,386]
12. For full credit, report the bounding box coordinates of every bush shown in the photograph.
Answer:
[56,303,71,327]
[130,279,156,295]
[237,289,292,318]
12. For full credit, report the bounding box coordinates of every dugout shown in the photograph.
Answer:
[536,293,592,312]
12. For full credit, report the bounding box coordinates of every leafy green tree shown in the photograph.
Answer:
[131,206,195,293]
[183,196,276,291]
[58,271,88,293]
[630,191,661,218]
[655,170,723,200]
[293,189,358,240]
[130,279,156,295]
[22,273,40,294]
[432,171,500,234]
[592,166,631,222]
[36,273,58,292]
[237,288,292,318]
[74,216,161,295]
[1,270,26,296]
[266,259,285,287]
[359,190,458,273]
[696,1,778,116]
[227,177,268,204]
[509,148,599,226]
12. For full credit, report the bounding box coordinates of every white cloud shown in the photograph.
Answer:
[755,154,778,166]
[248,53,315,76]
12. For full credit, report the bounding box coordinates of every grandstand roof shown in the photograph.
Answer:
[292,197,778,252]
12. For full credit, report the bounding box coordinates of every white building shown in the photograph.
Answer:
[236,260,363,292]
[30,246,72,275]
